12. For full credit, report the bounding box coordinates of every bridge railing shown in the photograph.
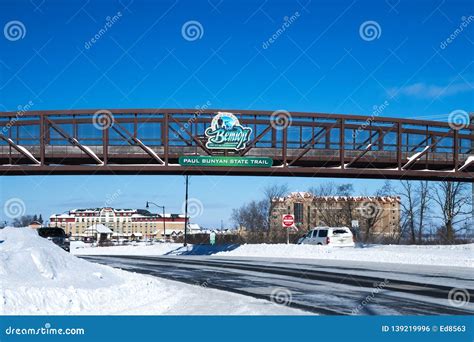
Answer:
[0,109,472,180]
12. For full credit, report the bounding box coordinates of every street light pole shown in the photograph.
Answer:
[184,175,189,247]
[162,205,166,242]
[146,201,166,242]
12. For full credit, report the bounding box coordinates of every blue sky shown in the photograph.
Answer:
[0,0,473,227]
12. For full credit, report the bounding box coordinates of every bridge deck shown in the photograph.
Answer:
[0,109,472,181]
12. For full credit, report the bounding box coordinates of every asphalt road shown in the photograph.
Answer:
[80,255,474,315]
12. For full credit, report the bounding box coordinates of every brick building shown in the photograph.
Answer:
[270,192,401,241]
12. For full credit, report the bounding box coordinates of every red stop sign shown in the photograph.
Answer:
[282,214,294,227]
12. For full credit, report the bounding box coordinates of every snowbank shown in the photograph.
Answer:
[72,241,181,256]
[73,239,474,267]
[0,228,301,315]
[215,243,474,268]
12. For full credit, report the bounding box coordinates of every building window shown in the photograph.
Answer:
[294,203,303,224]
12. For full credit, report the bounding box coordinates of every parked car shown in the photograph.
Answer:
[298,226,355,247]
[37,227,70,252]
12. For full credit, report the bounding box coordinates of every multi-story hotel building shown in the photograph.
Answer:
[270,192,401,241]
[49,207,186,239]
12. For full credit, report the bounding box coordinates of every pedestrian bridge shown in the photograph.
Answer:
[0,108,472,181]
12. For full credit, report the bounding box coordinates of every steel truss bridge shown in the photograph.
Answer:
[0,109,472,181]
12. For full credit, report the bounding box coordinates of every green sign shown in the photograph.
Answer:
[179,156,273,168]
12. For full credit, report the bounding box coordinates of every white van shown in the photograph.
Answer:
[298,226,355,247]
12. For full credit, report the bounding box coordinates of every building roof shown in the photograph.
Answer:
[187,223,201,231]
[83,224,113,234]
[51,213,74,218]
[50,207,186,220]
[273,192,400,203]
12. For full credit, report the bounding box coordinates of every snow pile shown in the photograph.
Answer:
[0,228,301,315]
[215,243,474,267]
[1,228,122,289]
[72,241,181,256]
[73,240,474,267]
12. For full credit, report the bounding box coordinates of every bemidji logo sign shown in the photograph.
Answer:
[205,112,252,150]
[179,112,272,168]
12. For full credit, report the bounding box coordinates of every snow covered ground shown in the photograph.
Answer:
[215,243,474,268]
[72,241,474,268]
[72,240,181,256]
[0,228,302,315]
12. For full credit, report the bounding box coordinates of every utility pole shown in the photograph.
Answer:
[146,201,166,242]
[471,113,473,231]
[162,206,166,242]
[184,175,189,247]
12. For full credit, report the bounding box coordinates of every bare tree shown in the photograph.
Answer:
[376,180,396,197]
[432,181,471,243]
[230,207,245,230]
[308,182,355,227]
[11,215,35,227]
[309,182,354,197]
[358,181,397,243]
[417,181,431,242]
[399,181,417,243]
[360,201,385,243]
[263,183,288,230]
[231,200,268,231]
[308,182,336,197]
[398,181,433,244]
[231,183,288,236]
